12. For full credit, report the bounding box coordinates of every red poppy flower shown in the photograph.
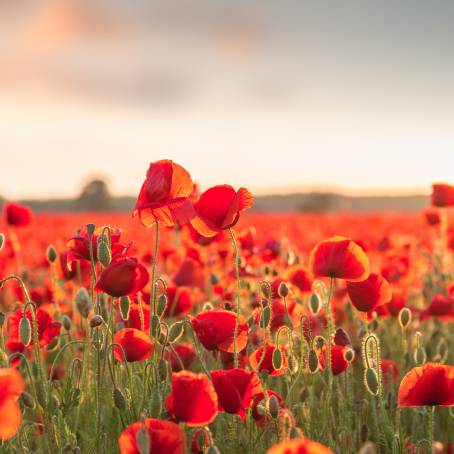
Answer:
[4,203,32,227]
[286,266,313,293]
[309,236,370,282]
[164,285,194,317]
[191,185,254,237]
[7,308,61,349]
[431,183,454,207]
[187,223,225,246]
[165,342,196,371]
[189,309,248,353]
[67,226,123,264]
[126,303,150,331]
[0,368,25,440]
[346,273,392,313]
[133,160,195,227]
[172,257,205,290]
[421,295,454,322]
[165,371,218,426]
[95,256,149,297]
[118,418,185,454]
[114,328,154,362]
[424,208,441,226]
[211,368,262,419]
[398,363,454,407]
[249,343,287,376]
[320,344,354,376]
[267,437,333,454]
[381,359,399,384]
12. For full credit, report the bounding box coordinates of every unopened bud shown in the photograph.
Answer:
[168,321,184,343]
[156,294,167,317]
[364,368,379,396]
[398,307,412,330]
[61,315,71,331]
[309,293,322,315]
[119,296,131,321]
[86,224,96,237]
[278,282,289,298]
[46,245,58,264]
[113,388,127,411]
[90,315,104,329]
[272,348,283,371]
[308,349,319,374]
[268,395,280,419]
[19,315,31,346]
[75,288,90,318]
[97,239,111,267]
[135,426,150,454]
[260,306,271,329]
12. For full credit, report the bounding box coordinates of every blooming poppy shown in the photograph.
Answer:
[7,308,61,349]
[4,203,32,227]
[133,160,196,227]
[320,344,354,376]
[191,185,254,237]
[118,418,185,454]
[398,363,454,407]
[286,266,313,293]
[189,309,248,353]
[346,273,392,313]
[0,368,25,440]
[421,295,454,322]
[95,256,149,297]
[172,257,205,290]
[431,183,454,207]
[126,303,150,331]
[267,437,333,454]
[165,342,196,371]
[211,368,262,419]
[309,236,370,282]
[164,285,194,317]
[165,371,218,426]
[381,359,399,384]
[114,328,154,362]
[249,343,287,376]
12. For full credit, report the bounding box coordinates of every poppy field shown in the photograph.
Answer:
[0,161,454,453]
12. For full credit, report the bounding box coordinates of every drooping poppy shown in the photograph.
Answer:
[113,328,154,362]
[398,363,454,407]
[309,236,370,282]
[346,273,392,313]
[189,309,248,353]
[4,203,32,227]
[249,343,287,376]
[0,368,25,440]
[267,437,334,454]
[118,418,185,454]
[95,256,149,297]
[211,368,262,419]
[191,185,254,237]
[165,371,218,426]
[7,308,61,349]
[133,160,196,227]
[431,183,454,207]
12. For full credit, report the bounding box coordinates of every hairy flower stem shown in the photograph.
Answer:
[150,222,159,326]
[229,228,241,368]
[428,406,435,452]
[325,277,335,396]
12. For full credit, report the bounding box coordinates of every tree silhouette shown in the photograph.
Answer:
[76,179,113,211]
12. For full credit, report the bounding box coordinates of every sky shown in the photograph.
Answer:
[0,1,453,199]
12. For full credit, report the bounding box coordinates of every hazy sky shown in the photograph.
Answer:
[1,1,453,199]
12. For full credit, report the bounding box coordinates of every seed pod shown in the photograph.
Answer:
[156,294,167,317]
[90,315,104,329]
[278,282,289,298]
[364,368,379,396]
[119,296,131,321]
[308,349,319,374]
[309,293,322,315]
[272,348,283,371]
[0,233,5,251]
[61,315,71,331]
[398,307,412,330]
[113,388,127,411]
[97,239,111,267]
[268,395,280,419]
[21,391,35,409]
[75,288,90,319]
[19,315,31,346]
[168,321,184,343]
[260,306,271,329]
[46,245,58,264]
[136,426,150,454]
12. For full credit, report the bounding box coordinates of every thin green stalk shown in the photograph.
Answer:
[229,228,241,368]
[150,222,159,325]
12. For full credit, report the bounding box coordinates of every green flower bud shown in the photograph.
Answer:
[19,315,31,346]
[46,245,58,264]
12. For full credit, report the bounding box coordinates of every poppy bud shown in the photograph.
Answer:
[90,315,104,329]
[206,447,220,454]
[267,394,280,419]
[35,380,48,408]
[21,391,35,409]
[398,307,412,330]
[46,337,60,352]
[156,294,167,317]
[0,233,4,250]
[289,426,303,439]
[309,293,322,315]
[19,314,31,346]
[334,328,351,347]
[135,426,150,454]
[288,354,299,374]
[168,321,184,343]
[61,315,71,331]
[210,274,220,285]
[256,403,266,416]
[260,306,271,328]
[261,282,272,299]
[308,349,319,374]
[158,358,168,382]
[364,368,379,396]
[272,348,283,371]
[313,336,325,350]
[75,288,90,319]
[0,312,5,328]
[119,296,131,321]
[278,282,289,298]
[413,347,426,366]
[86,223,96,237]
[203,302,214,311]
[113,388,127,411]
[46,245,58,264]
[150,314,160,338]
[344,348,355,363]
[97,239,111,267]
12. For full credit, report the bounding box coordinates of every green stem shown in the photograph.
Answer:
[150,222,159,330]
[428,406,435,452]
[229,228,241,368]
